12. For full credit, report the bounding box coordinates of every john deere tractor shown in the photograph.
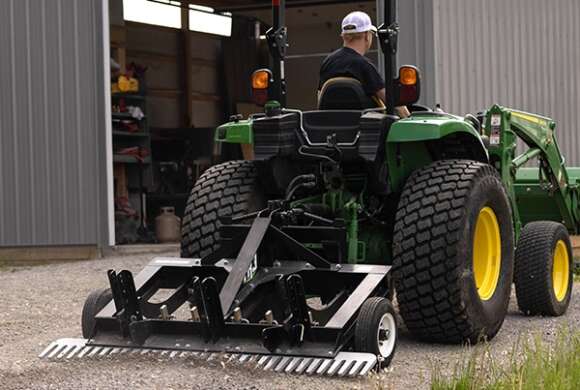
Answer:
[181,0,575,345]
[42,0,573,376]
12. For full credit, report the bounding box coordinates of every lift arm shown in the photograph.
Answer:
[485,105,579,236]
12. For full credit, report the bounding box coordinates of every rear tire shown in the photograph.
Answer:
[393,160,514,344]
[514,221,573,316]
[354,297,397,369]
[81,288,112,339]
[180,160,265,258]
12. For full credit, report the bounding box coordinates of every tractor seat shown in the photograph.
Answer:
[302,110,362,144]
[318,77,383,110]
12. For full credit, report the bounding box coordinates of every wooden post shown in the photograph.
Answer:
[181,4,194,127]
[110,25,127,72]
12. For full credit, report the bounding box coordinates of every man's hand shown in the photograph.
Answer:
[395,106,411,118]
[376,89,411,118]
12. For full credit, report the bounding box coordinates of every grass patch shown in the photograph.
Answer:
[574,259,580,282]
[431,327,580,390]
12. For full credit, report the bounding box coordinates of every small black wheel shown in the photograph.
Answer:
[514,221,573,316]
[81,288,112,339]
[355,297,398,369]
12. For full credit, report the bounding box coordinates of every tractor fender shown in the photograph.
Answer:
[387,112,485,148]
[385,112,489,192]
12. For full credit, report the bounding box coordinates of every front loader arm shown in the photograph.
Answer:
[485,105,579,236]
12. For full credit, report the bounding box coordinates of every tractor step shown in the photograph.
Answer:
[39,338,377,376]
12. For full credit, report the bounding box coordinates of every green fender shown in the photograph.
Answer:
[215,119,253,144]
[386,112,488,192]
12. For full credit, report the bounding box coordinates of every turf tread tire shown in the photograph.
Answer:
[81,288,112,339]
[514,221,573,316]
[180,160,263,259]
[392,159,514,344]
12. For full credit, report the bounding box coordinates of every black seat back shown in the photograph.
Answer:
[318,77,380,110]
[302,110,362,144]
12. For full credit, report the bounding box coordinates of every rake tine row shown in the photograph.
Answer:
[39,339,377,377]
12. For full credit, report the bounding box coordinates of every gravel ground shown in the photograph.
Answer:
[0,252,578,390]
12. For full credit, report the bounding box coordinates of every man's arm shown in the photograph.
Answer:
[376,88,411,118]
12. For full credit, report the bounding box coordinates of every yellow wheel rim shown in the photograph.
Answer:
[552,240,570,302]
[473,207,502,300]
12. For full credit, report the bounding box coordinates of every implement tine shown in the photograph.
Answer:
[256,355,270,368]
[87,347,102,357]
[264,355,282,371]
[77,346,93,358]
[338,360,356,376]
[39,341,59,359]
[285,357,303,373]
[327,359,346,376]
[47,344,67,359]
[348,360,366,376]
[316,359,333,375]
[274,356,292,372]
[67,344,87,358]
[295,357,313,374]
[306,358,323,375]
[56,344,76,359]
[38,338,377,377]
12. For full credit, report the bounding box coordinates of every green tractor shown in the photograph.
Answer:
[42,0,573,376]
[182,0,574,344]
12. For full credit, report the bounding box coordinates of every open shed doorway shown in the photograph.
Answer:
[107,0,267,245]
[105,0,374,246]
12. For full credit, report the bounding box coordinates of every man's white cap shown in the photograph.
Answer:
[341,11,377,34]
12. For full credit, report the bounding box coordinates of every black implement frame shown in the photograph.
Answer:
[89,212,391,359]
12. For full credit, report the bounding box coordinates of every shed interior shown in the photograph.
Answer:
[109,0,376,245]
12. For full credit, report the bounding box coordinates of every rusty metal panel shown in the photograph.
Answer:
[0,0,109,247]
[433,0,580,164]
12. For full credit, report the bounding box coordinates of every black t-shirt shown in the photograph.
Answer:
[318,47,385,96]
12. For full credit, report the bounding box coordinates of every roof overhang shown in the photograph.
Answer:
[187,0,364,12]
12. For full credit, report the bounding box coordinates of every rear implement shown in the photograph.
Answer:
[40,205,398,376]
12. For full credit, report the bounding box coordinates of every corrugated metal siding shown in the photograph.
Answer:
[0,0,109,247]
[398,0,437,107]
[433,0,580,164]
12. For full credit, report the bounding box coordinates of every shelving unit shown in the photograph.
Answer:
[112,92,154,244]
[111,93,152,181]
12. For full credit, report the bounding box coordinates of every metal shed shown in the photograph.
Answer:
[1,0,580,256]
[0,0,112,256]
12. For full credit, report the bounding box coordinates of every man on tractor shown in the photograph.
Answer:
[318,11,410,117]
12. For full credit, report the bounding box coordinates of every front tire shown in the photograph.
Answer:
[393,160,514,344]
[514,221,573,316]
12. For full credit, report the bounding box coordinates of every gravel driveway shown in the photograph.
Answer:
[0,252,578,390]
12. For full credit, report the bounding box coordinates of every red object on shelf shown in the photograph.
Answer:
[116,146,150,162]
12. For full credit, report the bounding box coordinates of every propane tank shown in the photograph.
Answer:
[155,207,181,243]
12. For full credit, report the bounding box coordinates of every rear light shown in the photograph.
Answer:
[395,65,421,106]
[399,66,417,86]
[251,69,273,106]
